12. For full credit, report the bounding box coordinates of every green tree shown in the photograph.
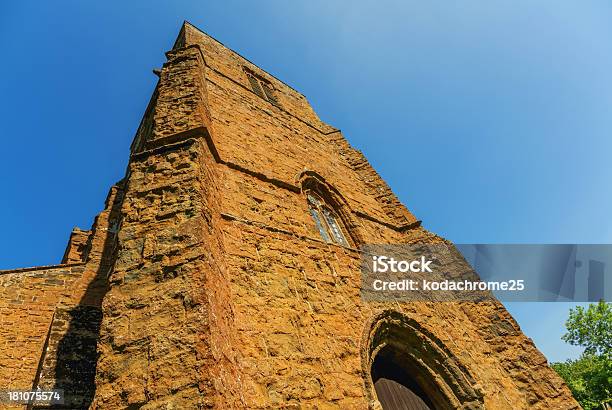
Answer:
[563,301,612,357]
[552,301,612,410]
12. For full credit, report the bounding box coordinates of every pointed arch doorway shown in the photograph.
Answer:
[363,311,485,410]
[372,346,434,409]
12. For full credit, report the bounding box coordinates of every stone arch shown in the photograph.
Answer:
[361,310,485,410]
[297,170,363,246]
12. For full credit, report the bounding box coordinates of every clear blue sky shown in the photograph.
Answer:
[2,1,611,363]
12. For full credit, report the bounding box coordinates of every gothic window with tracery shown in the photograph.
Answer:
[307,192,349,246]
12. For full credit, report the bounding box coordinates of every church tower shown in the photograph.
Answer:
[0,22,579,409]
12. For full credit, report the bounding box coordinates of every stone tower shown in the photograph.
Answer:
[0,22,578,409]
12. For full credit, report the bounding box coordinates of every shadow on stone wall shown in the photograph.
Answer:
[31,185,124,410]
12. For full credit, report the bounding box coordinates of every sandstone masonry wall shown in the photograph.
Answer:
[179,22,576,409]
[0,182,123,409]
[0,264,85,395]
[0,21,580,410]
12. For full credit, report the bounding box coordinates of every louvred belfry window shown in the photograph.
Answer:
[260,82,279,106]
[307,192,349,246]
[247,73,265,99]
[245,68,281,107]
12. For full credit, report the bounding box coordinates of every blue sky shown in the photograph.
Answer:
[2,1,611,363]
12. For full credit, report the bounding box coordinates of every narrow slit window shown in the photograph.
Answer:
[307,192,349,246]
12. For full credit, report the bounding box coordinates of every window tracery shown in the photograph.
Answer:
[306,192,349,246]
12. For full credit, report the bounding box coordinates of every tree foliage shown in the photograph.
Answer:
[563,301,612,357]
[552,355,610,410]
[552,301,611,410]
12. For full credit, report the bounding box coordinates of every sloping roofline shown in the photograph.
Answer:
[175,20,307,98]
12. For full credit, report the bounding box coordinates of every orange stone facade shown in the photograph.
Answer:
[0,22,578,409]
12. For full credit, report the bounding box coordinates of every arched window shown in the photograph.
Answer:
[306,191,349,246]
